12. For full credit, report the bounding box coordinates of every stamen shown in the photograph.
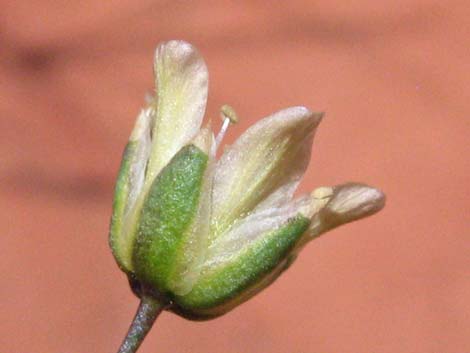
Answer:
[215,104,239,149]
[215,118,230,148]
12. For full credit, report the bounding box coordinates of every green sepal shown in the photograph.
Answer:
[133,144,208,295]
[173,215,310,319]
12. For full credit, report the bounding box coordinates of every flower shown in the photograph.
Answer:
[109,40,385,320]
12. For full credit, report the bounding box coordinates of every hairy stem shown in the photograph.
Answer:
[117,295,164,353]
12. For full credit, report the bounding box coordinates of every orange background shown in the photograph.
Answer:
[1,1,469,352]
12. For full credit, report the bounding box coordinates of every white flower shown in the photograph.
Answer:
[109,40,385,320]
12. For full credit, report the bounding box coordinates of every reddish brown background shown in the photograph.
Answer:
[1,1,469,352]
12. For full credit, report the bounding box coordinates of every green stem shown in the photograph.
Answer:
[117,295,164,353]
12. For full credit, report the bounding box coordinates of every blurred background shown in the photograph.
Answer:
[1,1,469,352]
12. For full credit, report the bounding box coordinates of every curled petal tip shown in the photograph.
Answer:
[305,108,324,131]
[310,110,325,123]
[289,106,324,126]
[321,183,386,227]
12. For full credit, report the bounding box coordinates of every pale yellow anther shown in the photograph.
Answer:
[220,104,239,124]
[299,187,333,218]
[216,104,240,149]
[312,187,333,200]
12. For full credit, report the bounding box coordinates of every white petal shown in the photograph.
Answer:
[146,40,209,185]
[205,195,311,268]
[109,109,152,271]
[203,188,336,269]
[125,109,152,216]
[205,183,385,269]
[211,106,323,237]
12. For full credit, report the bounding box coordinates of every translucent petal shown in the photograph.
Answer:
[145,40,208,186]
[205,195,313,269]
[175,213,310,314]
[173,184,384,318]
[125,109,152,215]
[109,109,151,272]
[211,106,323,237]
[206,183,385,268]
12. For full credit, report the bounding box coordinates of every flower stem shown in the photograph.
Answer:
[117,294,164,353]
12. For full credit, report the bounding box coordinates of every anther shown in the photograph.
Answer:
[220,104,239,124]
